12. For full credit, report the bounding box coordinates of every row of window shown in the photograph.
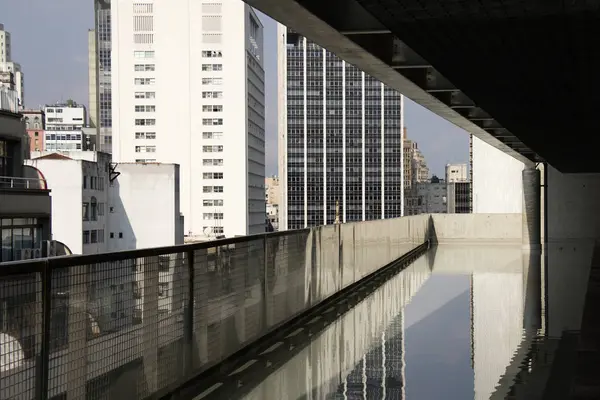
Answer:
[202,132,223,139]
[202,118,223,126]
[203,158,223,166]
[135,77,155,85]
[203,199,224,206]
[202,91,222,99]
[46,134,82,141]
[83,229,105,244]
[135,105,156,112]
[202,77,222,85]
[135,145,156,153]
[202,64,222,71]
[134,63,155,71]
[202,172,223,179]
[202,105,222,112]
[135,91,155,99]
[83,176,105,191]
[135,118,155,126]
[83,200,104,221]
[135,132,156,139]
[202,50,222,58]
[202,145,223,152]
[203,186,223,193]
[134,50,155,59]
[203,213,223,220]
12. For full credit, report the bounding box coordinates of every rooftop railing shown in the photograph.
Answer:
[0,215,432,400]
[0,176,48,190]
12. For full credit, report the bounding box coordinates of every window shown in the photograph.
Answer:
[83,231,90,244]
[202,91,223,99]
[110,232,115,239]
[91,230,98,243]
[134,50,154,58]
[146,145,156,153]
[135,105,156,112]
[202,50,222,58]
[202,118,223,126]
[214,186,223,193]
[203,186,213,193]
[83,202,89,221]
[202,77,222,85]
[202,172,223,179]
[91,197,98,221]
[135,78,155,85]
[202,159,224,166]
[158,283,169,298]
[201,64,223,71]
[98,203,105,216]
[134,64,155,71]
[202,145,223,152]
[158,255,170,272]
[83,176,87,189]
[146,132,156,139]
[203,199,224,206]
[202,105,223,112]
[119,232,123,239]
[135,92,156,99]
[202,132,223,139]
[135,119,156,126]
[136,132,156,139]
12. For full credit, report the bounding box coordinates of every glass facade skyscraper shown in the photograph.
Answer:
[279,27,404,230]
[94,0,112,153]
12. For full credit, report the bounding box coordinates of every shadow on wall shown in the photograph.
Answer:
[108,172,136,252]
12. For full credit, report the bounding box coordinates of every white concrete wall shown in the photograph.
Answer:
[431,213,522,244]
[108,163,182,251]
[472,136,524,213]
[25,159,85,254]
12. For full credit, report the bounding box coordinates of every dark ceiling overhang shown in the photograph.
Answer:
[247,0,600,172]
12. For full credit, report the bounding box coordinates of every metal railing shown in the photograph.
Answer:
[0,215,431,400]
[0,176,48,190]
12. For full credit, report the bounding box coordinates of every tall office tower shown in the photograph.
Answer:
[0,24,24,108]
[112,0,266,239]
[278,26,404,230]
[90,0,113,153]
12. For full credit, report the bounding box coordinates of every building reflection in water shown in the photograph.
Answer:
[240,244,549,400]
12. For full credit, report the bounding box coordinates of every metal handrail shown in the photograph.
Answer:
[0,176,47,190]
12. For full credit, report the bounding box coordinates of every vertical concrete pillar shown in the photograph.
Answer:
[66,265,88,400]
[522,166,541,250]
[142,257,159,394]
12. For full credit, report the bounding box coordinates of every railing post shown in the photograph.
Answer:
[36,261,51,400]
[183,250,194,377]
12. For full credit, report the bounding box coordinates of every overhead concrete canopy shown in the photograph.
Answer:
[248,0,597,172]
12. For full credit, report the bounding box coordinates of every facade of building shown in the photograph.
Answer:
[0,24,24,108]
[415,180,447,214]
[22,110,45,152]
[447,181,472,213]
[90,0,113,153]
[446,163,468,183]
[112,0,265,239]
[0,88,51,263]
[43,102,86,151]
[403,129,430,215]
[265,175,279,230]
[278,26,404,230]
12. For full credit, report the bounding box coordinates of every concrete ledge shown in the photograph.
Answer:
[431,213,522,244]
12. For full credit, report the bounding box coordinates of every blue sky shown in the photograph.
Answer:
[1,0,469,177]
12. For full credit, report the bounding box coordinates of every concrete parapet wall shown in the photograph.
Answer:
[431,214,522,244]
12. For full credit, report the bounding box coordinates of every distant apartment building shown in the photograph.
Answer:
[403,129,430,215]
[43,102,87,151]
[265,175,280,230]
[447,181,472,213]
[22,109,44,152]
[112,0,266,239]
[89,0,113,152]
[415,180,447,214]
[0,24,24,107]
[446,163,468,183]
[278,26,404,230]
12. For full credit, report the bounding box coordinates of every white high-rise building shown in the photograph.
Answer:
[112,0,266,239]
[0,24,24,108]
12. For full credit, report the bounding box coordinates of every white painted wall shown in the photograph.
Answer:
[472,136,524,213]
[108,163,182,251]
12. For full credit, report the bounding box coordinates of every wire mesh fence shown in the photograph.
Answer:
[0,215,432,400]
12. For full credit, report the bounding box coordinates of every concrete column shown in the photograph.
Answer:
[142,257,159,394]
[66,265,88,400]
[522,167,541,250]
